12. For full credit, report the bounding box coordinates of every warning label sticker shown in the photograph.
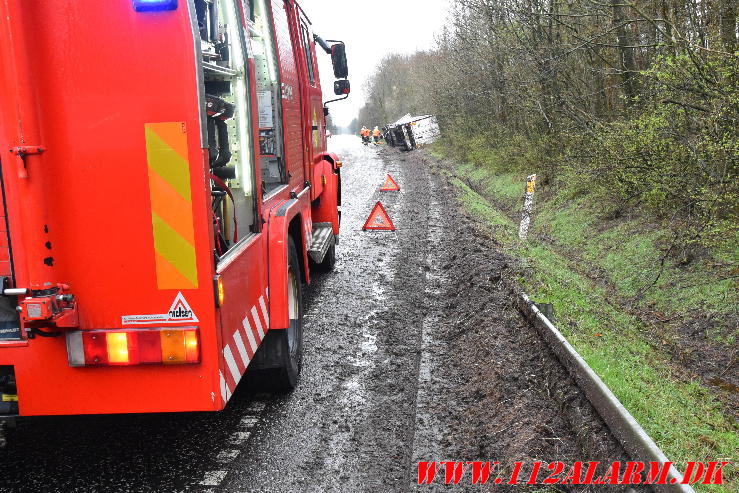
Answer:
[122,292,199,325]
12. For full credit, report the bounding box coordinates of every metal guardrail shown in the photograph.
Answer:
[516,292,695,493]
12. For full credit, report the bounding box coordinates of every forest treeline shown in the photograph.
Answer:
[358,0,737,250]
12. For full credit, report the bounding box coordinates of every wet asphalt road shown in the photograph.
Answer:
[0,136,626,492]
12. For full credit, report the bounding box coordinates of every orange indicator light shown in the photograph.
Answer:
[160,330,186,364]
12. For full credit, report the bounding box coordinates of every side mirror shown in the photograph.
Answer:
[334,79,351,96]
[331,43,349,79]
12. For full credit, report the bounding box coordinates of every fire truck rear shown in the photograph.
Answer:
[0,0,350,429]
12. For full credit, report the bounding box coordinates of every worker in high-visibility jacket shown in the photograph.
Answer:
[360,126,370,145]
[372,126,382,144]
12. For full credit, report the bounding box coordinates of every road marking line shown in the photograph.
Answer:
[247,401,266,413]
[216,449,241,463]
[199,470,227,486]
[239,416,259,428]
[228,431,251,444]
[251,306,265,339]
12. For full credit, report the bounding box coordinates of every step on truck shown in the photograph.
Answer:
[0,0,351,429]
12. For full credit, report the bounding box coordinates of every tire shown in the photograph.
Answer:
[253,237,304,392]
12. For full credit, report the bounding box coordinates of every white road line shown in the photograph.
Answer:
[216,449,241,463]
[246,401,267,413]
[259,295,270,329]
[239,416,259,428]
[228,431,251,445]
[232,330,250,367]
[223,345,241,385]
[251,306,265,339]
[199,470,227,486]
[242,315,258,352]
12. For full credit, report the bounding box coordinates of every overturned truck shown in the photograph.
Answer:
[384,114,440,151]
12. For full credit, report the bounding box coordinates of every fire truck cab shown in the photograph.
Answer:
[0,0,349,422]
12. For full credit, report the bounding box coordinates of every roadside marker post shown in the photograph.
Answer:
[518,174,537,240]
[362,201,396,231]
[380,174,400,191]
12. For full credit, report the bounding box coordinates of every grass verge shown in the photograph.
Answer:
[429,144,738,492]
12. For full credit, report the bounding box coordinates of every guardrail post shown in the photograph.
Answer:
[518,174,537,240]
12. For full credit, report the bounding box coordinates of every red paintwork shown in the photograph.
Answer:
[0,0,341,416]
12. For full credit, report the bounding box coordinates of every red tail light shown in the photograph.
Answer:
[82,332,109,365]
[67,328,200,367]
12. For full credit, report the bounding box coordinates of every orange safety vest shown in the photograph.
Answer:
[373,129,381,137]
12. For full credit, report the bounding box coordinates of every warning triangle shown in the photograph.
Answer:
[362,201,396,231]
[380,174,400,191]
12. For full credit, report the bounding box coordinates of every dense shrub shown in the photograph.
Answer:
[360,0,738,251]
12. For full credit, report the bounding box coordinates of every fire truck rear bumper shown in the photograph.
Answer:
[1,339,223,416]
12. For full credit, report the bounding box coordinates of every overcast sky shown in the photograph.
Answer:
[299,0,451,127]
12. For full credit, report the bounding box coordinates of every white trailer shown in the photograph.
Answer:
[385,114,441,150]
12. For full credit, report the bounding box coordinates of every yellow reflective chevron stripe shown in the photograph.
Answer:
[151,212,198,286]
[146,126,192,200]
[145,122,198,290]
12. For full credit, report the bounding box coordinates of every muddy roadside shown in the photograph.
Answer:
[219,140,634,492]
[429,149,738,423]
[369,147,633,491]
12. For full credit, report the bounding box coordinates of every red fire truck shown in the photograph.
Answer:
[0,0,350,425]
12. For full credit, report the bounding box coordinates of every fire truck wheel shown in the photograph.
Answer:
[268,237,304,391]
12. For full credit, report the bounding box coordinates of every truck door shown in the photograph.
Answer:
[297,17,325,162]
[247,0,291,198]
[243,0,307,200]
[197,0,270,403]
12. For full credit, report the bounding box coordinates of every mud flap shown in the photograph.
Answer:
[250,329,289,370]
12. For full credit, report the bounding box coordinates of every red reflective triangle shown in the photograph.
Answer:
[380,174,400,191]
[362,201,396,231]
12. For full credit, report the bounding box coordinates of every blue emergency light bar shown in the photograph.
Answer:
[133,0,178,11]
